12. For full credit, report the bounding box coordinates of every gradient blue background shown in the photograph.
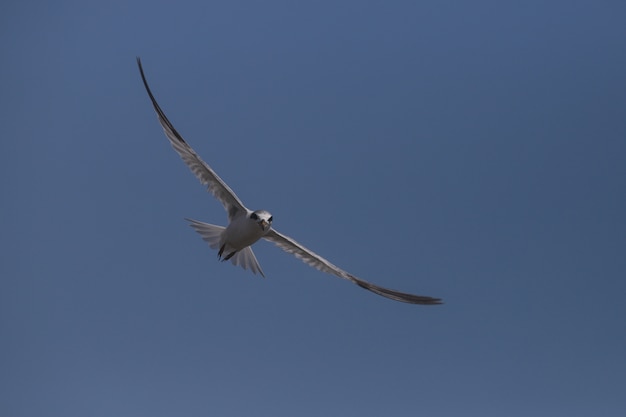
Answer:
[2,1,625,416]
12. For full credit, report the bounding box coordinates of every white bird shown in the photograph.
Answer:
[137,58,442,305]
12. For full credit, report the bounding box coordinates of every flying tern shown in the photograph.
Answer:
[137,58,442,305]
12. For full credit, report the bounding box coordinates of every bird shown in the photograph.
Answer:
[137,57,442,305]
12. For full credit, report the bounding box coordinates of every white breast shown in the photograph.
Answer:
[223,215,266,250]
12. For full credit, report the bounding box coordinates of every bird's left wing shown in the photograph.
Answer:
[263,229,443,305]
[137,58,247,221]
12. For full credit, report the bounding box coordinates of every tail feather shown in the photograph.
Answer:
[186,218,224,249]
[230,247,265,277]
[186,218,265,277]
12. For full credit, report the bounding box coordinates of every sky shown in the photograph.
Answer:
[1,1,625,416]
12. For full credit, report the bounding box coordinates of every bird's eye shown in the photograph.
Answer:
[268,216,273,222]
[250,213,258,220]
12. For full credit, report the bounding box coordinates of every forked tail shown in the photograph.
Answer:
[186,218,265,277]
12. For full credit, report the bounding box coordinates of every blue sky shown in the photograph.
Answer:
[2,1,625,416]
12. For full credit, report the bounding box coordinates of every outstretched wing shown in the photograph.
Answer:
[264,229,442,305]
[137,57,247,221]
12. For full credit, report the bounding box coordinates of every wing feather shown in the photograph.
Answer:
[137,58,247,221]
[264,229,442,305]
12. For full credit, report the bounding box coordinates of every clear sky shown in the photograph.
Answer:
[2,1,625,416]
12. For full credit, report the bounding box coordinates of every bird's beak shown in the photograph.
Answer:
[260,220,269,231]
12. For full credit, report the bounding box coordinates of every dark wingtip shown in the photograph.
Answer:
[136,57,188,145]
[136,57,145,80]
[136,57,152,97]
[355,280,443,305]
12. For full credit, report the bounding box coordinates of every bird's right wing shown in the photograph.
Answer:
[137,58,247,221]
[264,228,442,305]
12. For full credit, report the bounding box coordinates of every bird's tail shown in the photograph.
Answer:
[185,218,265,277]
[186,218,224,249]
[230,247,265,277]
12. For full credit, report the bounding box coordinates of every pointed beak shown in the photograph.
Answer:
[260,219,269,231]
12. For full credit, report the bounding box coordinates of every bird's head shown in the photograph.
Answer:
[250,210,273,232]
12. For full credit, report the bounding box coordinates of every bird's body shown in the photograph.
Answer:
[222,211,271,256]
[137,57,442,305]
